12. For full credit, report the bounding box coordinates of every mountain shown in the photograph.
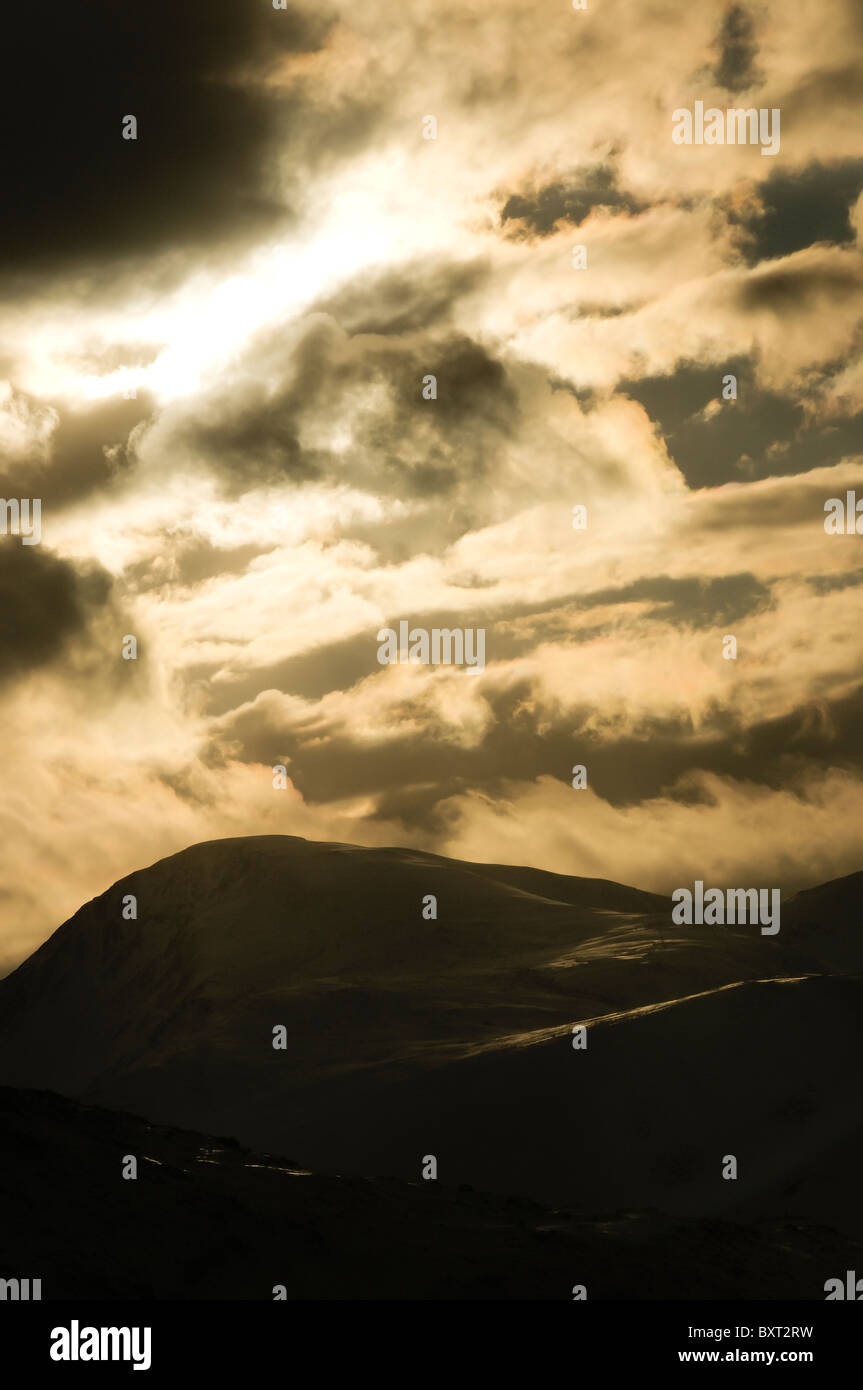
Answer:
[1,1085,859,1300]
[783,870,863,971]
[0,835,861,1239]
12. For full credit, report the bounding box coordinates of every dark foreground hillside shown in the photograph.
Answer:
[0,1086,857,1301]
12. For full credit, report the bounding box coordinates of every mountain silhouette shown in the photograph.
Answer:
[0,835,860,1241]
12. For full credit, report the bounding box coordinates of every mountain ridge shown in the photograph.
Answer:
[0,833,860,1236]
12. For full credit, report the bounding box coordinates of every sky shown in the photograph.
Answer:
[1,0,862,971]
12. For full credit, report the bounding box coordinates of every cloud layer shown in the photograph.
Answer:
[1,0,861,969]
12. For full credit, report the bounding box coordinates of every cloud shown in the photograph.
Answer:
[0,1,342,284]
[0,391,155,510]
[710,4,763,93]
[439,768,863,899]
[724,161,863,264]
[733,251,862,316]
[190,570,776,823]
[619,357,863,487]
[317,258,492,336]
[500,164,648,239]
[151,316,519,507]
[0,544,112,684]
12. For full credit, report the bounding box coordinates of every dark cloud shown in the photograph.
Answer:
[398,337,516,430]
[734,258,859,314]
[711,5,762,93]
[316,259,491,337]
[196,572,770,722]
[581,573,771,628]
[620,358,863,488]
[724,161,863,264]
[198,573,772,825]
[195,632,381,716]
[179,321,517,502]
[571,302,639,320]
[562,684,863,808]
[124,535,270,595]
[698,470,863,535]
[807,569,863,596]
[0,392,155,510]
[0,544,112,684]
[204,667,863,832]
[185,392,316,490]
[0,2,345,283]
[500,164,647,239]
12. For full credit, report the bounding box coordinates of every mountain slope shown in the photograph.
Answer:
[1,1085,859,1300]
[0,835,860,1236]
[783,870,863,971]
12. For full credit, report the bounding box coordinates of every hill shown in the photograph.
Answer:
[0,835,860,1237]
